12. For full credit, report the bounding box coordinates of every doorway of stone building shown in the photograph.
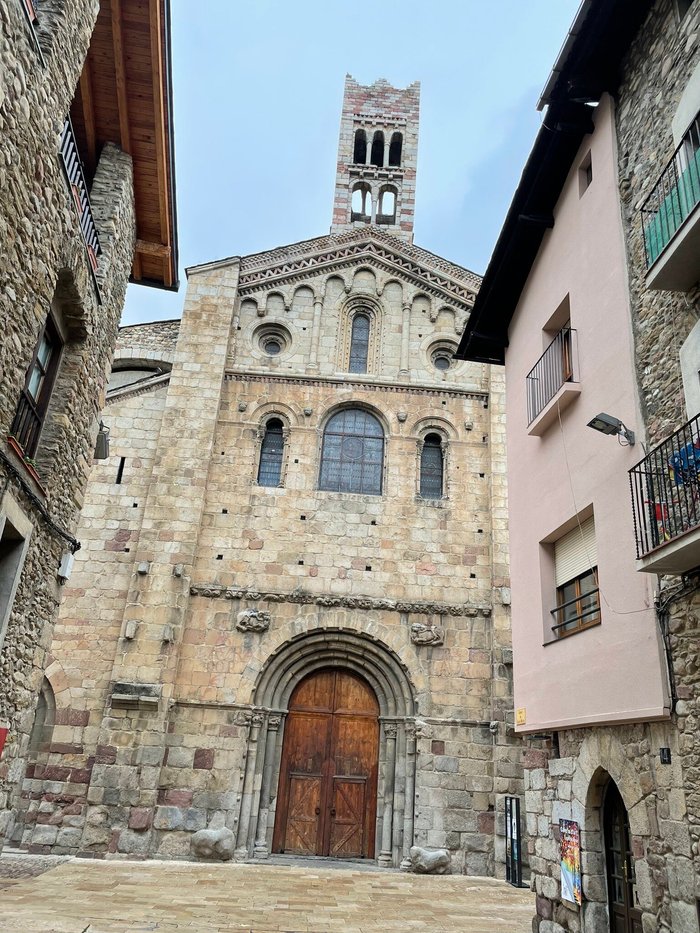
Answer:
[603,781,644,933]
[272,668,379,859]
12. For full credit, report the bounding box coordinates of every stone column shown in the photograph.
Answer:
[308,295,323,371]
[254,714,283,858]
[384,137,390,168]
[236,712,263,857]
[378,721,397,866]
[399,302,411,380]
[401,722,418,869]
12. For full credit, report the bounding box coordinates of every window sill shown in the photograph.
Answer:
[527,381,581,437]
[415,495,449,507]
[6,436,46,496]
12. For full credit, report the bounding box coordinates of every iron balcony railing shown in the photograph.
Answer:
[641,113,700,269]
[526,327,578,425]
[59,117,101,273]
[629,413,700,559]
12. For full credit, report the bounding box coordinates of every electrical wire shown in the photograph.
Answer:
[0,449,80,553]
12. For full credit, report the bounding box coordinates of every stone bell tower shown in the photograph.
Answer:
[330,75,420,242]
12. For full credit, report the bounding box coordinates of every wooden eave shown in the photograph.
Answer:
[70,0,178,291]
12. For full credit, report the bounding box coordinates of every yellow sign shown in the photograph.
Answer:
[515,707,526,726]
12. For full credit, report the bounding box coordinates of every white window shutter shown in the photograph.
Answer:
[554,516,597,586]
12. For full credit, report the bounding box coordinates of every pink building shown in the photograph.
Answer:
[457,2,700,932]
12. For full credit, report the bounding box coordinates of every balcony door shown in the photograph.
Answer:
[273,668,379,859]
[604,782,643,933]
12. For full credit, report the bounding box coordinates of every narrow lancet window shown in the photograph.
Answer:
[349,313,370,374]
[420,434,444,499]
[257,418,285,486]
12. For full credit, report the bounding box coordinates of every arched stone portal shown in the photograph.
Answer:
[234,628,418,867]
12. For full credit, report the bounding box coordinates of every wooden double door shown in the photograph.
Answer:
[604,782,643,933]
[273,669,379,859]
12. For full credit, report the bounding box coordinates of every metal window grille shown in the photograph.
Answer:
[319,409,384,495]
[348,313,370,374]
[420,436,443,499]
[526,326,577,424]
[257,421,284,487]
[641,112,700,268]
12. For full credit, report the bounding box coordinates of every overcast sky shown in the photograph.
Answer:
[121,0,581,326]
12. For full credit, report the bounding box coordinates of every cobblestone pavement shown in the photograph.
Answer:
[0,850,71,890]
[0,856,534,933]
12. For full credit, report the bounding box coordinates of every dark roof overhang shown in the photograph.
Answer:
[456,0,654,365]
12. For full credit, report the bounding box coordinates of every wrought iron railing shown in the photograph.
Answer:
[629,413,700,559]
[18,0,44,62]
[526,327,578,425]
[641,113,700,269]
[59,117,101,273]
[10,390,42,457]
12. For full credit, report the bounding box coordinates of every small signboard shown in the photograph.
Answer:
[515,707,526,726]
[560,819,582,906]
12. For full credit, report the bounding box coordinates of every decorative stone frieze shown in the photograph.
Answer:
[191,583,490,619]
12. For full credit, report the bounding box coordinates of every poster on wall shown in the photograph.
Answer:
[560,819,582,906]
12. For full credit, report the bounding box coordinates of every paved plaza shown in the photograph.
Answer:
[0,854,534,933]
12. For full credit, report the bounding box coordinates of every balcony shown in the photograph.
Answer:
[629,413,700,573]
[59,116,101,277]
[526,326,580,436]
[641,114,700,291]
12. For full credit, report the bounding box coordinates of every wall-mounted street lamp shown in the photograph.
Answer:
[587,412,635,446]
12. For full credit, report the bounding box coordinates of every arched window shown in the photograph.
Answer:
[257,418,285,486]
[319,409,384,495]
[353,129,367,164]
[371,131,384,167]
[348,313,370,374]
[377,187,396,224]
[351,183,372,222]
[420,433,444,499]
[389,132,402,167]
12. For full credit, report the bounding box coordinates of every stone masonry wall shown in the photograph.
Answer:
[615,2,700,931]
[14,234,524,875]
[0,0,136,846]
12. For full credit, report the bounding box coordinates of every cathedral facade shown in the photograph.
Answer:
[15,77,521,874]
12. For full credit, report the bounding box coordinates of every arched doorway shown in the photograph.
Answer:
[272,668,379,859]
[603,781,643,933]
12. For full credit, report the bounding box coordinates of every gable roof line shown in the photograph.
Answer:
[186,228,481,290]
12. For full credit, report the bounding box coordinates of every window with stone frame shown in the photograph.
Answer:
[257,418,285,487]
[419,433,444,499]
[10,313,64,457]
[348,313,370,374]
[318,409,384,495]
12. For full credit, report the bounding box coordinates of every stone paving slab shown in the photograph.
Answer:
[0,857,534,933]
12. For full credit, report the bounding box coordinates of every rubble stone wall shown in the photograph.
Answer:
[0,0,135,846]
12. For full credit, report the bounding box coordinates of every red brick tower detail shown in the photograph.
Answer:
[331,75,420,243]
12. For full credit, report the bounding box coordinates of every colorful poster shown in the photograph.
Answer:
[560,819,582,906]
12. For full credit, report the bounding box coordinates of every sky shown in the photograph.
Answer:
[121,0,581,326]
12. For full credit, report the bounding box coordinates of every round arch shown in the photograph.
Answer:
[235,628,419,868]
